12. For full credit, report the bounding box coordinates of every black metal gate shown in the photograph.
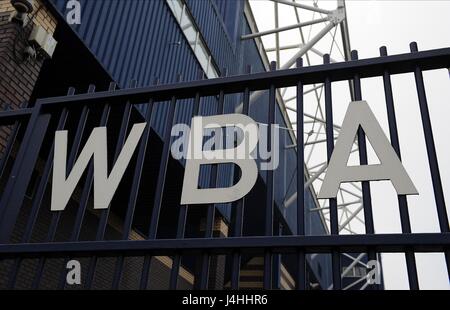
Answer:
[0,42,449,290]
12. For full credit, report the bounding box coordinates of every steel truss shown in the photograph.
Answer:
[0,45,449,290]
[246,0,374,289]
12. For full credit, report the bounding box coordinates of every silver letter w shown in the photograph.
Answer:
[51,124,146,211]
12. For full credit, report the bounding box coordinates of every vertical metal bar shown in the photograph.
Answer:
[169,88,202,290]
[57,85,98,289]
[230,65,252,290]
[380,46,419,290]
[139,255,151,290]
[296,58,306,290]
[350,51,375,236]
[96,81,135,242]
[148,75,182,239]
[121,99,154,238]
[168,217,186,289]
[351,50,377,289]
[83,82,118,290]
[142,75,181,289]
[47,96,90,238]
[323,54,341,290]
[7,95,72,289]
[70,101,109,281]
[68,85,97,239]
[148,75,181,239]
[446,253,450,281]
[273,224,282,289]
[264,61,277,290]
[0,101,51,242]
[111,97,154,290]
[71,97,110,244]
[410,42,449,233]
[410,42,450,277]
[105,79,140,290]
[274,1,280,69]
[0,122,20,179]
[77,79,129,290]
[32,86,91,289]
[197,69,227,290]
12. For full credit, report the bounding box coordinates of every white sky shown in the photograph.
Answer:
[250,0,450,290]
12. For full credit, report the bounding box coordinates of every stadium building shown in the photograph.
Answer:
[1,0,447,290]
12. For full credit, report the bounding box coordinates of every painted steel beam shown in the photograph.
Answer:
[270,0,332,15]
[0,233,448,257]
[241,17,329,40]
[35,47,450,108]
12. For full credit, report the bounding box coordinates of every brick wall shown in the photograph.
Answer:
[0,1,197,291]
[0,0,57,157]
[0,1,14,13]
[0,192,195,290]
[0,0,56,31]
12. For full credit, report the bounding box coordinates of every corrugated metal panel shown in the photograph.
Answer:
[185,0,239,76]
[51,0,204,135]
[49,0,326,238]
[212,0,241,43]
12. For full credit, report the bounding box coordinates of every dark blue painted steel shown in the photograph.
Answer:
[49,1,327,278]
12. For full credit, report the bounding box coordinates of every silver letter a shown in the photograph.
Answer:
[318,101,418,199]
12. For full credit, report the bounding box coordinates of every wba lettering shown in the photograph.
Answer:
[51,123,146,211]
[318,100,418,198]
[50,101,418,212]
[180,114,259,205]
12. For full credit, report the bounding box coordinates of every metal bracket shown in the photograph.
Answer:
[328,8,346,25]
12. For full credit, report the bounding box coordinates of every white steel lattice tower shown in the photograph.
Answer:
[246,0,372,290]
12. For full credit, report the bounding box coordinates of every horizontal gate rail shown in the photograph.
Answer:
[0,109,33,124]
[30,47,450,109]
[0,42,449,290]
[0,233,448,257]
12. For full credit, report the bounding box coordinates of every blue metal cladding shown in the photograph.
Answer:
[49,0,327,242]
[51,0,199,86]
[212,0,243,45]
[185,0,241,75]
[51,0,204,137]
